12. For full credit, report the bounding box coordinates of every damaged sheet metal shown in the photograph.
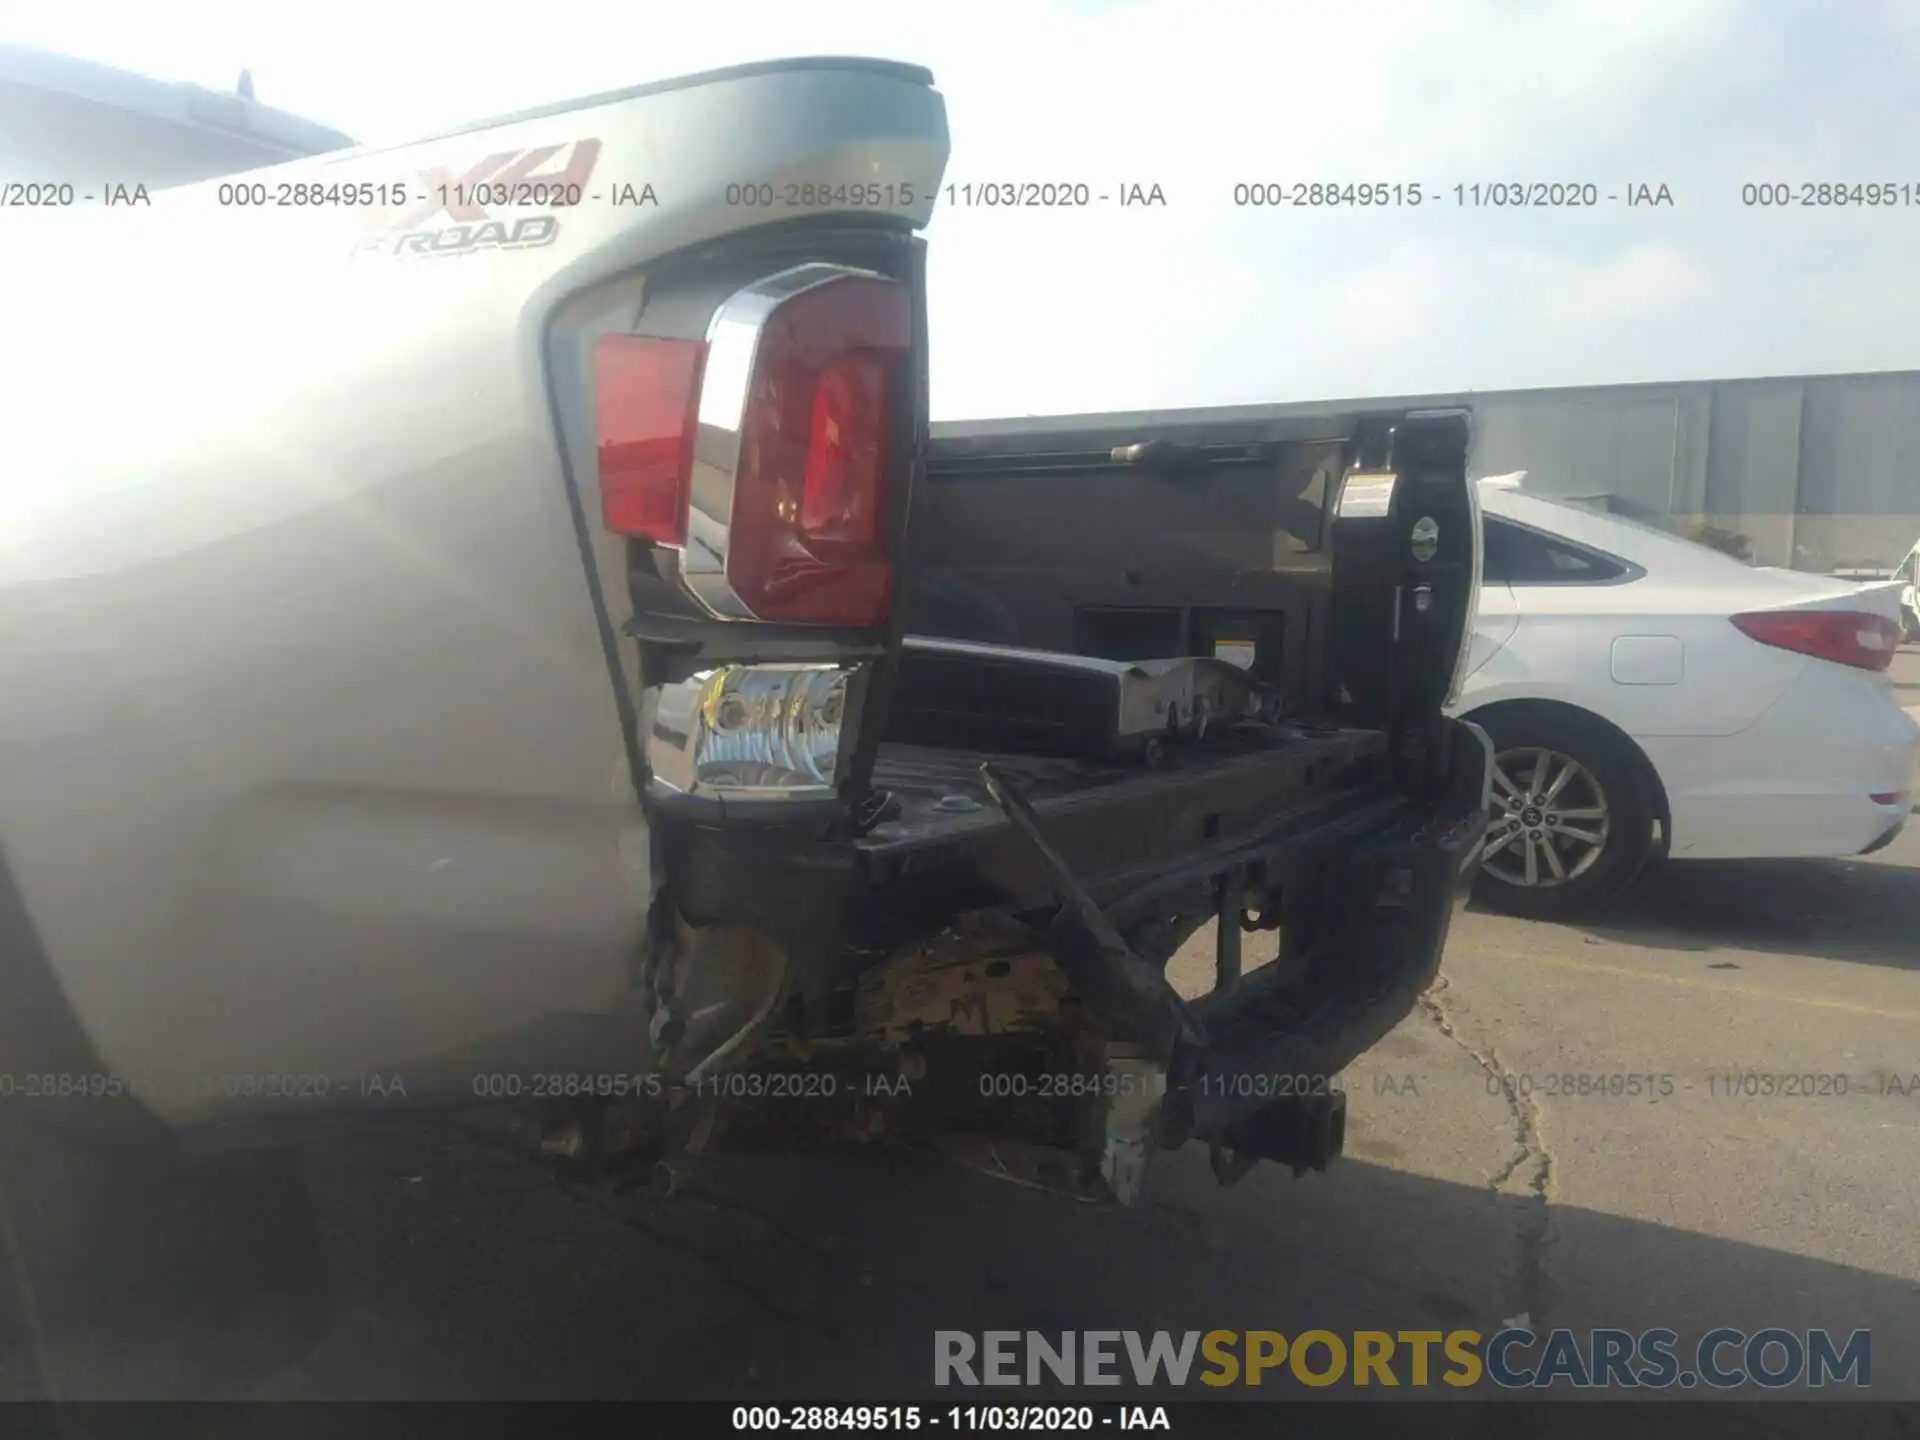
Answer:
[857,929,1069,1044]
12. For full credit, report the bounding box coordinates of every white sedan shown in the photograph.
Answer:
[1898,537,1920,640]
[1453,475,1919,919]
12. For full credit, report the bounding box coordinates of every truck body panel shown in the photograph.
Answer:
[0,59,949,1133]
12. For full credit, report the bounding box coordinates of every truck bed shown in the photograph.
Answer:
[853,725,1399,937]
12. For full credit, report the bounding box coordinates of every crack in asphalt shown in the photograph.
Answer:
[1417,973,1556,1331]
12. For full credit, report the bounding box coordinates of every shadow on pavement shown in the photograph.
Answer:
[3,1120,1914,1420]
[1562,856,1920,971]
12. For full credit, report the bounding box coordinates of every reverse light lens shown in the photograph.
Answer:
[594,334,705,545]
[1729,609,1901,673]
[645,664,850,799]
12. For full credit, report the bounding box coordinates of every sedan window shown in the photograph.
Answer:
[1483,516,1630,586]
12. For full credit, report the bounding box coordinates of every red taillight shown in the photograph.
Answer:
[1729,608,1901,672]
[594,334,704,545]
[799,351,889,545]
[726,276,908,627]
[593,270,910,628]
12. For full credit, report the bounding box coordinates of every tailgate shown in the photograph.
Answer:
[912,408,1483,767]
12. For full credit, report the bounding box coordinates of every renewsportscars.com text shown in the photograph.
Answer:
[933,1328,1871,1390]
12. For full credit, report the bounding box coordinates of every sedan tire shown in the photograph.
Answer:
[1469,707,1656,921]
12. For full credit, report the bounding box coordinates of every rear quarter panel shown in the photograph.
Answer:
[1458,577,1810,739]
[1456,492,1813,738]
[0,62,947,1133]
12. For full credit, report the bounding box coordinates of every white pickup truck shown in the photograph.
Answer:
[0,57,1490,1360]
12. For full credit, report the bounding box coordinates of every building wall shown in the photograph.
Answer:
[1797,373,1920,570]
[1468,371,1920,572]
[1705,381,1804,568]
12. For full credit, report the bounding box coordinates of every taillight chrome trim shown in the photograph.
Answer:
[680,262,891,622]
[644,662,854,804]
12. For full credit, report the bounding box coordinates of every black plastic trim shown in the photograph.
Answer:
[1483,513,1648,589]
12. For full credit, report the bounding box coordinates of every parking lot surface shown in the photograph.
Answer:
[2,657,1916,1415]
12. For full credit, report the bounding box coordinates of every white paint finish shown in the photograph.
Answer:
[1645,664,1918,859]
[1896,539,1920,633]
[0,61,950,1129]
[1609,634,1684,686]
[1455,482,1919,862]
[1464,581,1519,679]
[1467,584,1798,738]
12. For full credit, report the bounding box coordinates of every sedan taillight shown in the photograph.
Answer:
[1729,609,1900,673]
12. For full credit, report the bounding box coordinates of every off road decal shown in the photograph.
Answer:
[352,138,602,259]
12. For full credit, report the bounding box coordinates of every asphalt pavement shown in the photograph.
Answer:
[2,660,1917,1416]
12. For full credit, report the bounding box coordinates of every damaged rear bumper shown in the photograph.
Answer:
[972,714,1493,1186]
[634,715,1492,1203]
[1168,722,1490,1160]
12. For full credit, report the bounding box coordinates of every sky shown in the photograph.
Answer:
[2,0,1917,419]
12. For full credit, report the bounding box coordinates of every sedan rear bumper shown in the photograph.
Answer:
[1650,672,1920,862]
[1856,803,1911,856]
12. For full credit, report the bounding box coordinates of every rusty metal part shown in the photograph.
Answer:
[857,931,1071,1045]
[604,895,1189,1206]
[646,916,790,1084]
[848,910,1179,1204]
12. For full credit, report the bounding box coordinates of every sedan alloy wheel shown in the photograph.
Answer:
[1482,747,1611,889]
